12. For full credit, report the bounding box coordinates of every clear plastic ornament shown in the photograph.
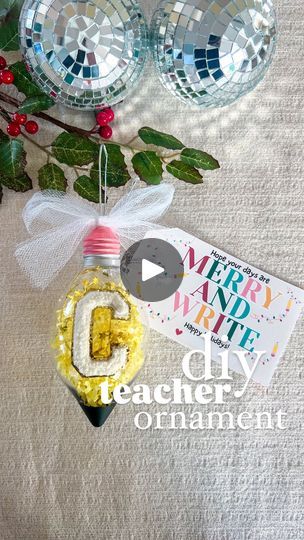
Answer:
[151,0,277,108]
[53,226,147,427]
[19,0,148,110]
[15,146,175,426]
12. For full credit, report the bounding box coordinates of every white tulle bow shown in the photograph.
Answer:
[15,184,175,289]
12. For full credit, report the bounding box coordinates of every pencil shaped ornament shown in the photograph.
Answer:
[54,225,145,427]
[15,145,175,427]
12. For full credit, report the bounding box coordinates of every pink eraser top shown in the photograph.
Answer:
[83,226,120,257]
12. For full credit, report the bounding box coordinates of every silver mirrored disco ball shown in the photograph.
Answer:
[19,0,148,110]
[151,0,277,108]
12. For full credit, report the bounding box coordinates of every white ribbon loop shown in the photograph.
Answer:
[15,184,175,289]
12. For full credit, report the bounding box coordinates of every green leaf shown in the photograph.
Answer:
[52,133,99,166]
[0,139,30,193]
[0,0,23,21]
[166,160,203,184]
[19,95,54,114]
[181,148,220,170]
[0,172,32,192]
[138,127,184,150]
[5,0,24,17]
[132,151,163,185]
[74,175,104,203]
[0,19,19,51]
[0,128,9,144]
[0,1,13,20]
[38,163,67,191]
[10,62,43,98]
[0,0,23,13]
[90,143,130,187]
[0,139,25,178]
[0,0,16,10]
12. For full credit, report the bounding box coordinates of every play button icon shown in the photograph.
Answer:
[120,238,184,302]
[142,259,164,282]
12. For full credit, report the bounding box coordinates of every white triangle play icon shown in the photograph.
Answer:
[142,259,165,282]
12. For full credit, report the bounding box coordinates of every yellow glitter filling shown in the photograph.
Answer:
[53,267,144,407]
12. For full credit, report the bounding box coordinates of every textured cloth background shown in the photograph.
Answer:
[1,1,304,539]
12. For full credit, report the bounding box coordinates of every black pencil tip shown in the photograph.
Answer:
[69,388,116,427]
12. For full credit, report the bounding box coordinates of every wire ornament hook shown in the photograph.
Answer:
[99,144,108,216]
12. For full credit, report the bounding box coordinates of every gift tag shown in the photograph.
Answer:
[144,229,304,386]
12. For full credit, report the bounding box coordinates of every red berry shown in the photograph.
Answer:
[104,108,115,123]
[99,125,113,140]
[0,56,7,70]
[96,110,109,127]
[7,122,21,137]
[0,70,14,84]
[25,120,39,134]
[13,113,27,125]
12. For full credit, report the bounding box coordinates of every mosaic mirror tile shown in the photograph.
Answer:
[19,0,148,109]
[151,0,277,108]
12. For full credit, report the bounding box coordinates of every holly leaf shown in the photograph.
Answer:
[5,0,24,18]
[52,133,99,166]
[138,127,184,150]
[19,95,54,114]
[0,139,30,192]
[0,172,32,192]
[38,163,67,191]
[0,0,22,22]
[0,0,16,10]
[0,19,19,51]
[132,151,163,185]
[0,139,25,178]
[0,128,9,144]
[166,160,203,184]
[90,143,130,187]
[0,0,23,13]
[10,61,45,98]
[181,148,220,170]
[74,175,104,203]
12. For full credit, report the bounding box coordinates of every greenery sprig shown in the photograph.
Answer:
[0,3,220,204]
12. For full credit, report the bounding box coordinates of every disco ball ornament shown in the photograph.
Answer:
[151,0,277,108]
[19,0,148,110]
